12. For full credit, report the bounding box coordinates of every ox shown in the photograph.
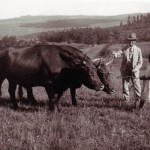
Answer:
[0,44,103,110]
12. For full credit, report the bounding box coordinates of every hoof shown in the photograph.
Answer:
[139,99,145,109]
[72,102,77,106]
[13,104,19,110]
[30,100,37,105]
[49,104,55,112]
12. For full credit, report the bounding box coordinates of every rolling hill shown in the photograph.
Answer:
[0,14,143,37]
[0,13,149,38]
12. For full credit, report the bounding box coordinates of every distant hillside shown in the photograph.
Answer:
[20,18,120,28]
[0,13,148,37]
[2,13,143,24]
[19,13,148,29]
[0,15,127,23]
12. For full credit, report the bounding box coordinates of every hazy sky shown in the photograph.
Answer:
[0,0,150,19]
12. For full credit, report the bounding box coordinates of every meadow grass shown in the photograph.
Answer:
[0,24,149,149]
[0,59,149,150]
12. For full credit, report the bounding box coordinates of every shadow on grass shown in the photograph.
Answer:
[19,98,46,107]
[60,97,135,112]
[0,98,11,107]
[0,96,136,113]
[0,97,47,112]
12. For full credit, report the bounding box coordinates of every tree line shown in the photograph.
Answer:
[0,28,111,46]
[120,13,150,29]
[38,27,110,45]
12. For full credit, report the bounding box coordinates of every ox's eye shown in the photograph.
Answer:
[97,68,102,72]
[83,61,86,65]
[89,71,94,77]
[80,64,89,72]
[104,73,109,79]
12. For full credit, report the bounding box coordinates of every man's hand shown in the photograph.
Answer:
[112,51,117,58]
[132,68,138,73]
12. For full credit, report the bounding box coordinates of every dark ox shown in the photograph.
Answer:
[92,58,114,94]
[0,45,103,110]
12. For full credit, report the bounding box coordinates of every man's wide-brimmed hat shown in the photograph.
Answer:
[127,32,138,41]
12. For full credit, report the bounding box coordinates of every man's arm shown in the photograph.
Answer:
[133,48,143,72]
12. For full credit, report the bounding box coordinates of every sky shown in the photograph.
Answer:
[0,0,150,19]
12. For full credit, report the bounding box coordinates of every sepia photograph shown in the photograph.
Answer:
[0,0,149,149]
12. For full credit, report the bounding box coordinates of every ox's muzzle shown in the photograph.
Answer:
[100,84,104,91]
[110,88,115,93]
[95,84,104,91]
[108,88,115,94]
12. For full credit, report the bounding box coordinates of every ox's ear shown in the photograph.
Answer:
[78,60,89,71]
[80,53,88,67]
[80,60,87,69]
[81,53,87,63]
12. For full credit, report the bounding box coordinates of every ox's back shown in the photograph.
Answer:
[0,45,67,75]
[6,47,42,75]
[0,45,65,86]
[0,44,102,90]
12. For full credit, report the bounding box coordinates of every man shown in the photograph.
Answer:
[112,33,143,109]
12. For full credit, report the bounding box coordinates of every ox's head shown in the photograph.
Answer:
[92,58,115,94]
[76,54,104,91]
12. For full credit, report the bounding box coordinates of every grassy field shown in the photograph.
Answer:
[0,44,149,150]
[0,23,56,37]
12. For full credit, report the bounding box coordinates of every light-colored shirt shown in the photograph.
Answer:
[129,47,133,61]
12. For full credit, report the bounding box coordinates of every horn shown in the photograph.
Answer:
[97,59,101,68]
[92,58,102,68]
[105,55,115,66]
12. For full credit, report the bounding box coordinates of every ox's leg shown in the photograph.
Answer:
[0,77,5,97]
[56,92,63,112]
[53,91,63,104]
[70,88,77,106]
[45,86,55,111]
[26,87,37,104]
[52,91,63,112]
[8,81,18,110]
[18,85,23,99]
